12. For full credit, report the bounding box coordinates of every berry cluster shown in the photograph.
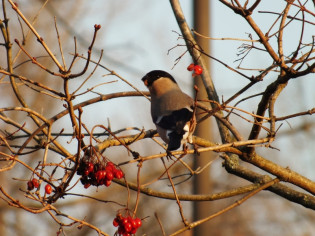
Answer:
[27,178,39,190]
[77,160,124,188]
[187,63,203,76]
[27,178,53,195]
[113,213,142,235]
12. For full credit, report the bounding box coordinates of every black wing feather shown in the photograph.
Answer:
[156,108,193,132]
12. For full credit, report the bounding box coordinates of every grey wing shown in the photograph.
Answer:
[151,90,194,122]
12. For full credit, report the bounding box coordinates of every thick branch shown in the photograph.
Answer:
[170,0,231,144]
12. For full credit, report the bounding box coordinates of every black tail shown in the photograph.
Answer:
[167,131,183,151]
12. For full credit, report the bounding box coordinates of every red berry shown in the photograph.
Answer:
[114,169,124,179]
[105,170,114,181]
[124,222,132,233]
[95,170,106,184]
[45,184,52,194]
[32,178,39,188]
[104,179,111,187]
[130,218,138,229]
[86,162,94,173]
[27,181,34,190]
[127,216,133,223]
[105,164,114,172]
[113,218,119,227]
[122,217,129,225]
[84,183,91,189]
[187,63,195,71]
[193,65,203,75]
[106,161,114,167]
[134,218,142,228]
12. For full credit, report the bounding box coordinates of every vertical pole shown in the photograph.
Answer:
[193,0,213,235]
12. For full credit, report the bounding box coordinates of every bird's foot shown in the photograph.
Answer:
[166,150,173,160]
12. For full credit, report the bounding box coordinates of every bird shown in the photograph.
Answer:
[142,70,196,152]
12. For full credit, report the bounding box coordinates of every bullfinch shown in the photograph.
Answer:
[142,70,196,151]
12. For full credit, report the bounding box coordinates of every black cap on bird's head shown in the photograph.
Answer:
[142,70,177,87]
